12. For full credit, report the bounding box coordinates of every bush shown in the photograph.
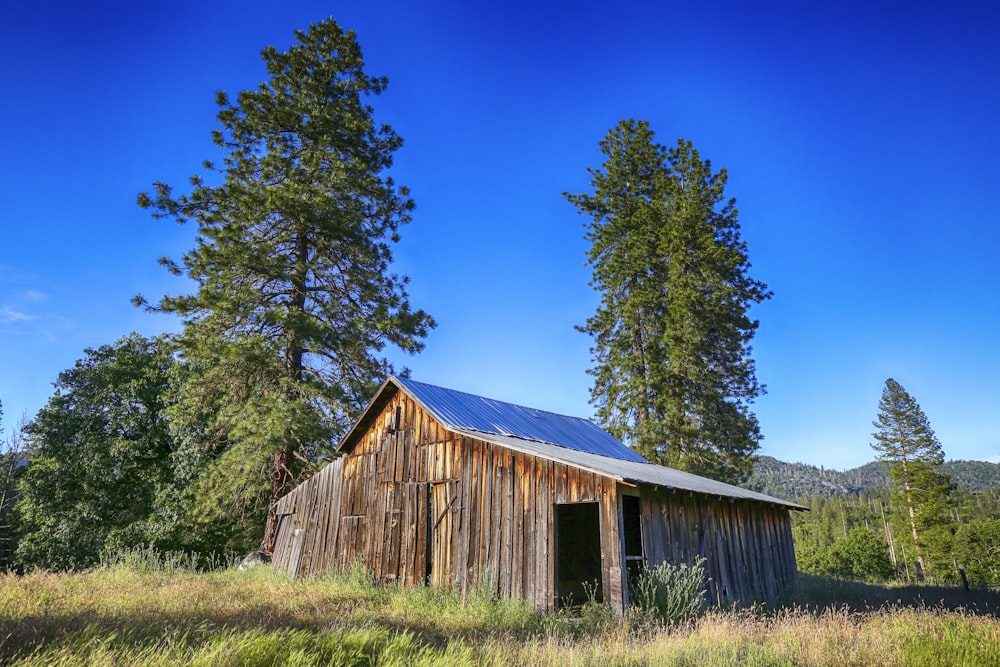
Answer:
[819,528,896,582]
[628,557,707,626]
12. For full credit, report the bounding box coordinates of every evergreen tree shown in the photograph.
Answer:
[0,401,22,570]
[871,378,950,581]
[137,19,434,550]
[566,120,770,484]
[15,335,176,570]
[953,518,1000,587]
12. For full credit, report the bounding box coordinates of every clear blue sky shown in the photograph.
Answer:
[2,1,998,470]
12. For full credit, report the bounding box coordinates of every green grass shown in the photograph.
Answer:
[0,561,998,666]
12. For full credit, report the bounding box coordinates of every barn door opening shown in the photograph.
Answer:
[554,501,602,608]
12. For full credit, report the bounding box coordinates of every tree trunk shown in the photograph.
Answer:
[261,229,310,553]
[907,499,926,582]
[880,501,898,575]
[896,428,926,581]
[261,444,294,552]
[628,291,650,454]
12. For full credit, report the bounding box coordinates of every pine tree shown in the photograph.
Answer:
[871,378,951,581]
[566,120,770,484]
[137,19,434,551]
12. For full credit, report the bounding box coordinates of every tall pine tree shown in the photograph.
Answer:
[871,378,950,581]
[137,19,434,551]
[566,120,770,484]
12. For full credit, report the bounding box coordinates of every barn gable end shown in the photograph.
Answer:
[271,377,801,612]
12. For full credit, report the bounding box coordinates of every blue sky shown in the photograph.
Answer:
[2,1,998,470]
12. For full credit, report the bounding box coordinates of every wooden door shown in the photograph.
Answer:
[430,480,460,588]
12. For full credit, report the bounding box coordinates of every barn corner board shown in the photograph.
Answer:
[271,376,803,612]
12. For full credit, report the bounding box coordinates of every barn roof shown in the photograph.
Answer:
[339,376,805,510]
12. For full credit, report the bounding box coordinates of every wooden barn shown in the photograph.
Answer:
[270,376,804,613]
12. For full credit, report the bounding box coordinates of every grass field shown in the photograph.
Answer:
[0,556,998,666]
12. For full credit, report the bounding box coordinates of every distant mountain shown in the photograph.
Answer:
[749,456,1000,500]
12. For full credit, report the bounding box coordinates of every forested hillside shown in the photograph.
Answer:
[751,456,1000,499]
[749,454,1000,588]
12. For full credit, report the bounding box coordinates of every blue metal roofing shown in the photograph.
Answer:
[453,429,806,510]
[396,377,649,464]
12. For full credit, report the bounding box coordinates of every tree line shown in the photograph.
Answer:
[790,379,1000,588]
[5,17,772,571]
[751,457,1000,500]
[792,488,1000,588]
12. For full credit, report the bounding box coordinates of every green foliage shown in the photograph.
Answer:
[137,19,434,548]
[792,494,898,581]
[566,119,770,485]
[0,407,25,570]
[823,527,896,581]
[155,346,294,555]
[750,455,887,498]
[627,557,707,625]
[791,487,1000,588]
[953,518,1000,587]
[871,378,952,581]
[872,379,948,497]
[15,334,178,570]
[937,460,1000,493]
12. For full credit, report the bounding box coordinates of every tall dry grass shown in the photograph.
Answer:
[0,556,998,666]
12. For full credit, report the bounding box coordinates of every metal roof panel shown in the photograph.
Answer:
[396,377,649,463]
[451,428,806,510]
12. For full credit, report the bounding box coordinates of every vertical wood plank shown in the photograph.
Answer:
[511,452,525,600]
[600,480,623,616]
[522,454,536,605]
[500,448,517,598]
[541,459,553,611]
[460,437,476,596]
[480,443,494,593]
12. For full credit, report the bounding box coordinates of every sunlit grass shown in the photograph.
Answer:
[1,558,998,666]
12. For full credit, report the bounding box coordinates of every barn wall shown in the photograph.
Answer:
[269,388,624,612]
[272,457,345,577]
[637,486,798,606]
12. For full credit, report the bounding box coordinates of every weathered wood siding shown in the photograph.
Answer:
[637,486,798,606]
[271,388,622,612]
[272,456,345,577]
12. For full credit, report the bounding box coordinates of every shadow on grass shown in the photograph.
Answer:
[787,573,1000,617]
[0,578,500,663]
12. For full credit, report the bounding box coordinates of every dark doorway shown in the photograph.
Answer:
[554,502,602,607]
[621,494,645,602]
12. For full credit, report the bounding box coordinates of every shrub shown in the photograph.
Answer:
[628,557,707,626]
[822,528,896,582]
